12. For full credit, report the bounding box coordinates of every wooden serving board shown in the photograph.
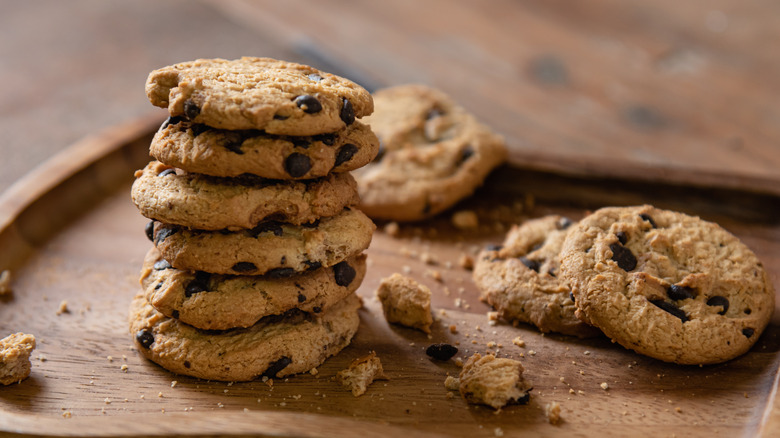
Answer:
[0,115,779,437]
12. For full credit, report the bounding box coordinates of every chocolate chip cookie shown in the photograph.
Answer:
[353,85,507,221]
[141,247,366,330]
[145,57,373,135]
[129,291,361,382]
[150,118,379,179]
[474,215,600,338]
[131,161,359,229]
[560,204,775,365]
[151,207,375,275]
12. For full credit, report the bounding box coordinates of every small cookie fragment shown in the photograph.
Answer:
[546,401,562,425]
[457,353,532,410]
[0,270,11,295]
[1,333,36,385]
[336,351,388,397]
[452,210,479,230]
[376,274,433,333]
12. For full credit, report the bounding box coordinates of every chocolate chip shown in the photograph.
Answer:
[231,262,257,273]
[650,299,688,322]
[333,261,356,287]
[519,257,540,272]
[512,392,531,406]
[373,142,386,162]
[616,231,628,245]
[190,124,209,137]
[294,95,322,114]
[157,168,175,177]
[426,107,444,120]
[183,361,191,369]
[284,153,312,178]
[273,114,289,120]
[267,267,296,278]
[154,226,179,245]
[458,146,474,165]
[171,310,179,319]
[569,292,575,302]
[308,73,323,82]
[422,201,432,215]
[487,244,503,251]
[304,261,322,271]
[312,306,322,313]
[145,221,155,242]
[706,296,729,315]
[744,308,752,315]
[249,221,284,237]
[224,139,244,155]
[742,328,755,338]
[667,285,696,301]
[312,133,336,146]
[609,243,637,271]
[426,343,458,361]
[154,281,163,290]
[340,98,355,125]
[639,213,657,228]
[136,329,154,349]
[183,100,200,120]
[262,356,292,378]
[558,217,573,230]
[334,143,358,167]
[153,260,171,270]
[185,272,211,297]
[160,116,184,130]
[297,293,306,303]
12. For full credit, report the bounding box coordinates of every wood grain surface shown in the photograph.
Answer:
[0,118,778,437]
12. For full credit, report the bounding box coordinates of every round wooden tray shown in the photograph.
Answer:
[0,115,779,437]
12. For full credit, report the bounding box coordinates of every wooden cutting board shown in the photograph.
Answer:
[0,114,778,437]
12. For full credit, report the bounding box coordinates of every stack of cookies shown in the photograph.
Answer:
[129,57,379,381]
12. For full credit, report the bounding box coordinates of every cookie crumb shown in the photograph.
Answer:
[600,382,609,390]
[104,398,111,405]
[0,333,36,385]
[512,337,525,348]
[376,274,433,333]
[452,210,479,230]
[336,352,388,397]
[56,300,69,315]
[675,407,682,413]
[62,411,72,418]
[493,427,505,437]
[459,254,474,270]
[546,401,562,425]
[457,353,532,410]
[444,375,460,391]
[0,270,11,295]
[309,367,319,376]
[429,270,443,282]
[420,252,437,265]
[121,364,128,372]
[384,222,400,237]
[171,381,178,388]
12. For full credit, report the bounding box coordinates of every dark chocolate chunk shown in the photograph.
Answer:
[291,137,311,149]
[616,231,628,245]
[183,100,200,120]
[231,262,257,273]
[262,356,292,378]
[639,213,657,228]
[249,221,284,237]
[426,343,458,361]
[154,281,163,290]
[297,293,307,303]
[224,138,244,154]
[312,306,322,313]
[340,97,355,125]
[160,116,184,130]
[458,146,474,165]
[154,226,179,245]
[171,310,179,319]
[266,267,296,278]
[334,143,358,167]
[294,95,322,114]
[189,124,209,137]
[744,308,752,315]
[558,217,573,230]
[157,168,175,177]
[185,271,211,297]
[135,329,154,349]
[308,73,323,82]
[742,328,755,338]
[153,260,171,271]
[519,257,540,272]
[512,392,531,406]
[273,114,289,120]
[609,243,637,271]
[145,221,155,242]
[706,296,730,315]
[284,153,312,178]
[650,299,688,322]
[304,261,322,270]
[486,244,503,252]
[312,133,337,146]
[667,284,696,301]
[183,361,191,369]
[569,292,575,302]
[333,261,356,287]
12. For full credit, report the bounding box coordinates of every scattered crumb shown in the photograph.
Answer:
[0,270,11,295]
[121,364,128,372]
[62,411,72,418]
[429,270,443,282]
[336,352,388,397]
[512,337,525,348]
[402,265,412,274]
[107,356,113,362]
[528,350,536,356]
[493,427,504,437]
[546,401,562,425]
[0,333,36,385]
[675,407,682,413]
[56,300,69,315]
[384,222,400,237]
[449,324,458,334]
[376,274,433,333]
[104,398,111,404]
[487,311,499,322]
[452,210,479,230]
[446,391,455,399]
[37,354,46,362]
[420,252,437,265]
[459,254,474,270]
[309,368,319,376]
[444,376,460,391]
[454,357,463,367]
[171,381,178,388]
[457,353,532,410]
[158,392,163,398]
[569,388,575,394]
[600,382,609,391]
[584,350,591,356]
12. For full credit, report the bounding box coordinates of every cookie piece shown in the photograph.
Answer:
[1,333,36,385]
[375,273,433,333]
[141,247,366,330]
[353,85,507,221]
[458,353,532,410]
[0,270,11,295]
[151,118,379,179]
[146,57,373,135]
[129,291,361,381]
[152,207,374,275]
[560,205,775,365]
[474,215,600,338]
[336,351,388,397]
[131,161,359,229]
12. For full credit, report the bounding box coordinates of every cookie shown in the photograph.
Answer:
[152,207,375,275]
[457,353,532,410]
[336,351,388,397]
[131,161,359,229]
[141,247,366,330]
[560,204,775,365]
[129,291,361,382]
[150,118,379,179]
[353,85,507,221]
[473,215,600,338]
[1,333,36,385]
[375,273,433,333]
[145,57,373,135]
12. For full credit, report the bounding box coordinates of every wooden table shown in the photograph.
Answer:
[1,1,779,437]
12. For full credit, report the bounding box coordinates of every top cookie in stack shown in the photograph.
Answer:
[129,57,378,382]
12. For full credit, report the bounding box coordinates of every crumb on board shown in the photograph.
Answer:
[56,300,69,315]
[493,427,504,437]
[459,254,474,270]
[452,210,479,230]
[376,273,433,334]
[512,337,525,348]
[0,332,36,385]
[457,353,532,410]
[546,401,562,425]
[600,382,609,390]
[444,375,460,391]
[62,411,72,418]
[336,351,388,397]
[0,270,12,295]
[384,221,400,237]
[420,252,437,265]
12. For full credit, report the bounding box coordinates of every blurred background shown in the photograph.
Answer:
[2,0,778,196]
